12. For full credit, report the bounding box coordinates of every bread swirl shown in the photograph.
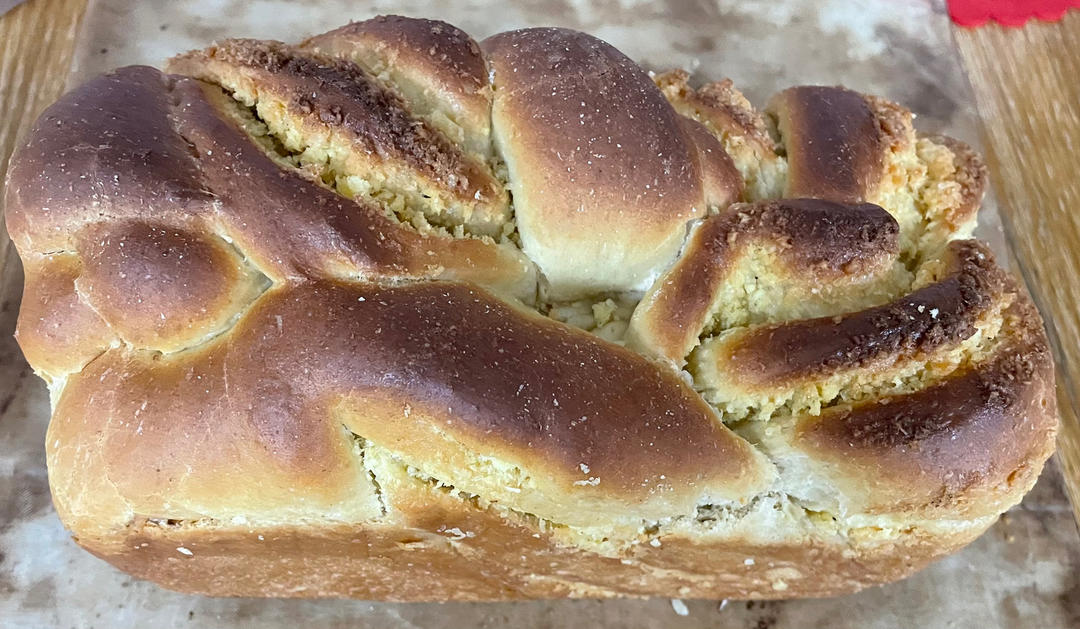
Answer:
[4,16,1056,600]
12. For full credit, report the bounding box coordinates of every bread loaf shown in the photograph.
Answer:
[5,15,1057,600]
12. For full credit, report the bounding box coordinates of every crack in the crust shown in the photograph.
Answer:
[489,156,524,249]
[44,341,112,404]
[763,110,785,157]
[198,74,515,244]
[170,275,274,360]
[33,248,76,257]
[69,226,274,361]
[348,436,910,557]
[355,51,527,248]
[338,433,599,539]
[360,437,937,566]
[117,461,935,566]
[350,431,387,517]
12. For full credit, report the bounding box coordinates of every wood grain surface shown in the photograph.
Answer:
[955,13,1080,528]
[0,0,88,299]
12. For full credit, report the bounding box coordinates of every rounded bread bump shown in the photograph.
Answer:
[73,221,268,353]
[16,253,118,380]
[483,27,740,300]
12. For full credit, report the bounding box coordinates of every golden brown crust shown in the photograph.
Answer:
[768,86,886,202]
[15,254,117,378]
[172,76,536,297]
[5,16,1058,602]
[168,39,508,236]
[74,473,990,601]
[484,28,735,299]
[721,240,1005,386]
[5,65,535,300]
[73,221,267,352]
[653,70,785,201]
[305,16,488,108]
[302,16,493,157]
[48,280,771,535]
[764,86,988,263]
[4,66,213,255]
[628,198,902,364]
[654,70,777,160]
[793,295,1056,518]
[47,333,381,537]
[678,116,745,207]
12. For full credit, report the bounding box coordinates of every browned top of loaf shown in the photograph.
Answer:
[482,27,740,298]
[47,280,771,531]
[728,240,1005,385]
[797,295,1056,518]
[3,15,1057,568]
[629,198,901,363]
[173,39,499,203]
[769,86,887,202]
[304,15,488,104]
[483,27,701,222]
[174,76,530,292]
[4,66,212,254]
[6,65,534,298]
[301,15,495,160]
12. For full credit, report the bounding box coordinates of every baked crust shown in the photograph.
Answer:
[769,86,890,203]
[76,463,993,600]
[302,16,494,159]
[5,15,1057,600]
[627,198,903,365]
[484,28,740,299]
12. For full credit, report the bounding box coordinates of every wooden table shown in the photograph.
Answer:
[954,15,1080,526]
[0,0,87,295]
[1,1,1078,626]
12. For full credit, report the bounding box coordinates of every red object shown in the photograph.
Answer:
[948,0,1080,26]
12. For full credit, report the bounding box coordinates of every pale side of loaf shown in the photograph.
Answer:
[4,15,1057,600]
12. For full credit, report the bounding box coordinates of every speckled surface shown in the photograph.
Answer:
[0,1,27,16]
[1,0,1078,627]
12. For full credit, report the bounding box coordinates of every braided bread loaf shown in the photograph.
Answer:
[5,16,1057,600]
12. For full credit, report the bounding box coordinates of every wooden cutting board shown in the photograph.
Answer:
[954,13,1080,528]
[1,1,1078,627]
